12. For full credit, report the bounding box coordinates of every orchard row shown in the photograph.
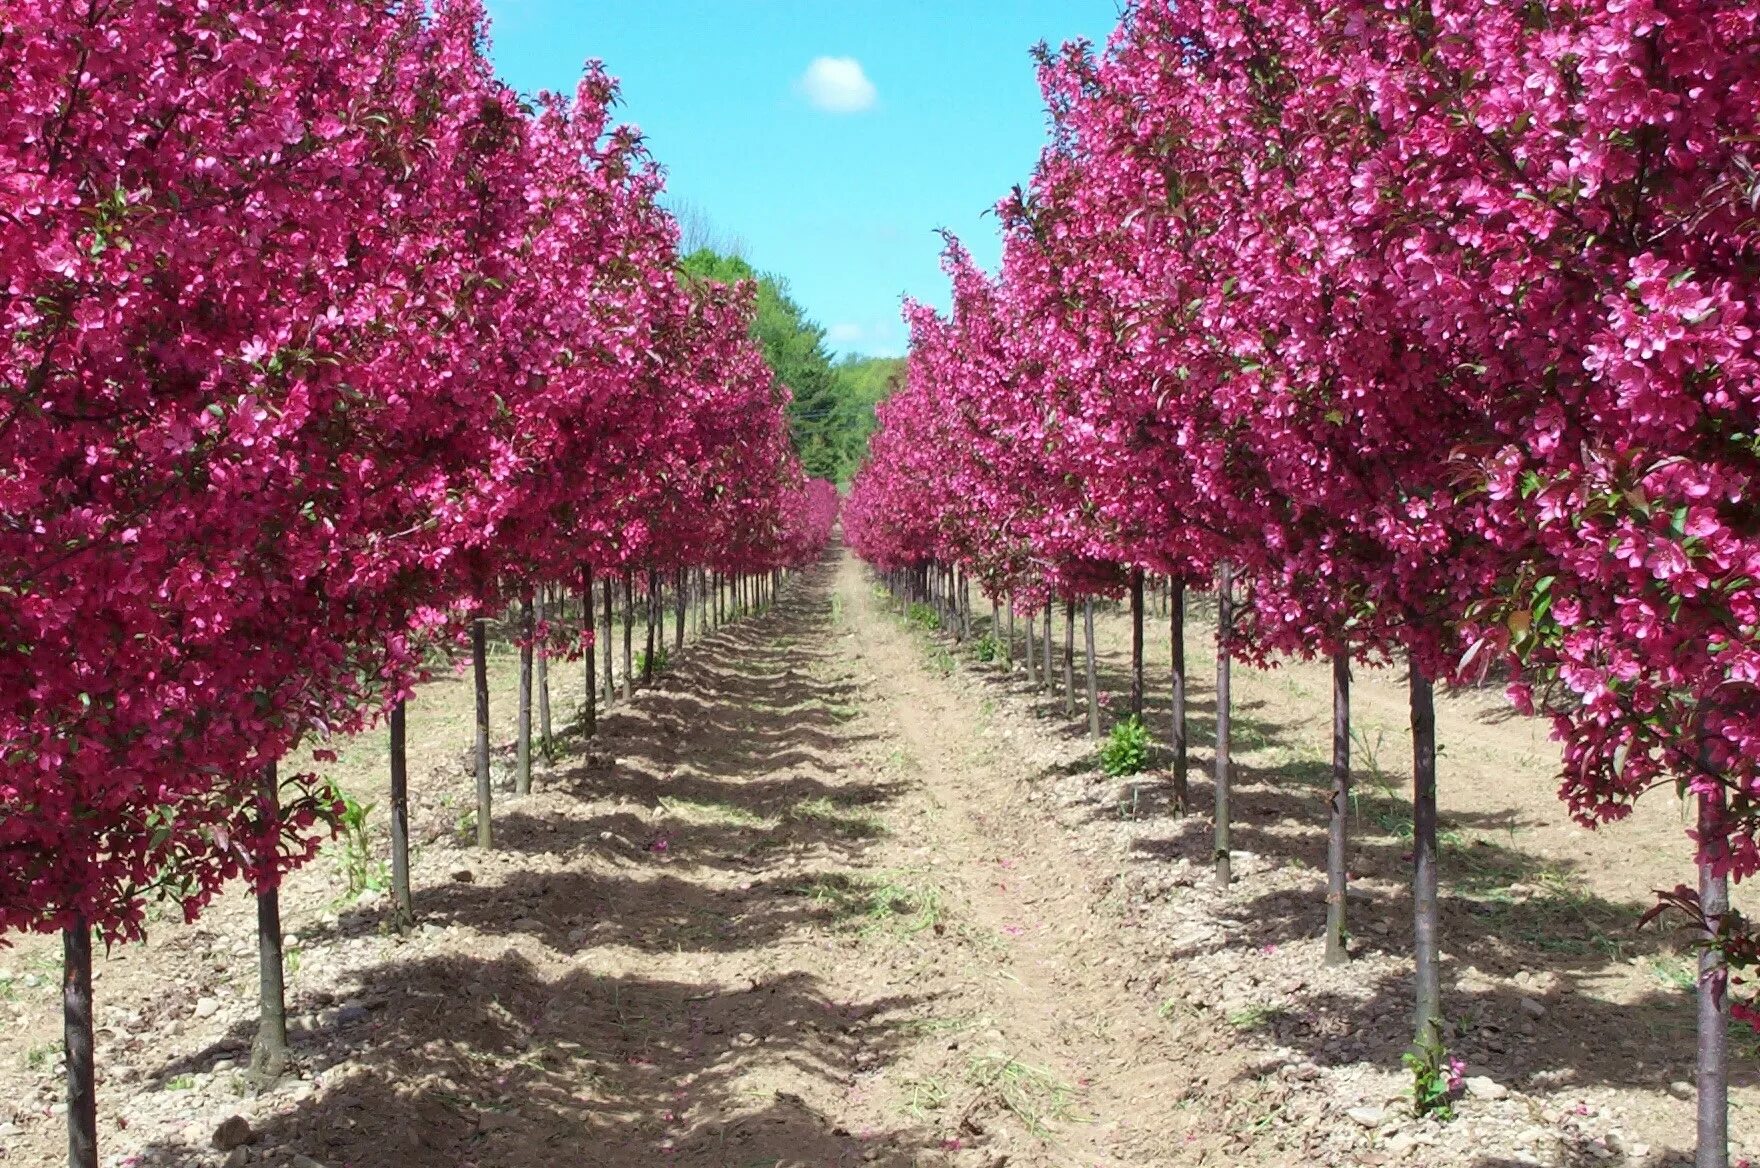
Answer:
[2,4,837,1165]
[844,2,1758,1164]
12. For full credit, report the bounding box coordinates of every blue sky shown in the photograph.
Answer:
[481,1,1123,358]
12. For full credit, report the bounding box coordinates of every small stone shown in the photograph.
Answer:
[1518,997,1546,1019]
[335,1005,370,1026]
[212,1115,254,1151]
[450,869,474,884]
[1348,1106,1386,1128]
[1668,1080,1694,1101]
[226,1148,250,1168]
[0,1122,18,1137]
[1465,1076,1509,1101]
[289,1157,329,1168]
[195,997,221,1019]
[211,1059,237,1074]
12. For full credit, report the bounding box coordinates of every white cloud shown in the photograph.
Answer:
[799,57,877,113]
[826,322,866,345]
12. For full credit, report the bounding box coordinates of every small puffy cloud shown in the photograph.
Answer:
[826,322,866,345]
[800,57,877,113]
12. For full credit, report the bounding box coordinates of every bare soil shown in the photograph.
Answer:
[0,550,1752,1167]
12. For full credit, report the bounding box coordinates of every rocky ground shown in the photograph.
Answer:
[0,549,1752,1167]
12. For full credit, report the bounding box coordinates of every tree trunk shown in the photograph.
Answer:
[536,589,552,758]
[601,576,615,708]
[583,565,597,737]
[63,917,96,1168]
[516,593,533,796]
[1042,605,1053,692]
[1024,605,1037,687]
[251,762,291,1081]
[473,617,492,849]
[1084,597,1100,740]
[675,569,687,653]
[1170,580,1188,814]
[390,699,414,931]
[1129,568,1145,717]
[1698,782,1731,1168]
[643,569,658,683]
[621,572,635,699]
[1214,561,1233,887]
[1410,660,1441,1050]
[1004,597,1014,668]
[1325,652,1351,965]
[1062,598,1076,717]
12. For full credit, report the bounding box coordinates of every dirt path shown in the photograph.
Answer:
[0,549,1753,1168]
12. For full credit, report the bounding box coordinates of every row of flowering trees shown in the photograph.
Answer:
[846,0,1759,1162]
[0,3,836,1165]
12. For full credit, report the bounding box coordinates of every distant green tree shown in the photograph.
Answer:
[829,354,905,479]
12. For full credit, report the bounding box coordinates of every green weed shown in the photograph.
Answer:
[659,796,770,828]
[796,870,944,938]
[1099,715,1151,777]
[789,797,886,839]
[898,1074,951,1119]
[965,1053,1079,1137]
[906,602,941,632]
[1226,1004,1291,1032]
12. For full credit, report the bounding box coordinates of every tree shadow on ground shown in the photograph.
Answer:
[304,563,903,954]
[136,952,943,1167]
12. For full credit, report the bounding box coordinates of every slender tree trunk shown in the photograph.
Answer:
[64,917,96,1168]
[964,574,973,641]
[1325,652,1351,965]
[251,761,290,1081]
[621,572,635,699]
[991,598,1001,662]
[1214,562,1233,887]
[390,700,414,931]
[1004,597,1014,668]
[1024,605,1037,687]
[1410,660,1441,1049]
[1698,782,1731,1168]
[1042,605,1053,692]
[675,569,687,653]
[536,589,552,758]
[1084,597,1100,739]
[516,593,533,795]
[601,576,615,708]
[1062,598,1076,717]
[583,565,597,737]
[473,617,492,849]
[1171,581,1188,814]
[1129,568,1145,717]
[644,569,658,682]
